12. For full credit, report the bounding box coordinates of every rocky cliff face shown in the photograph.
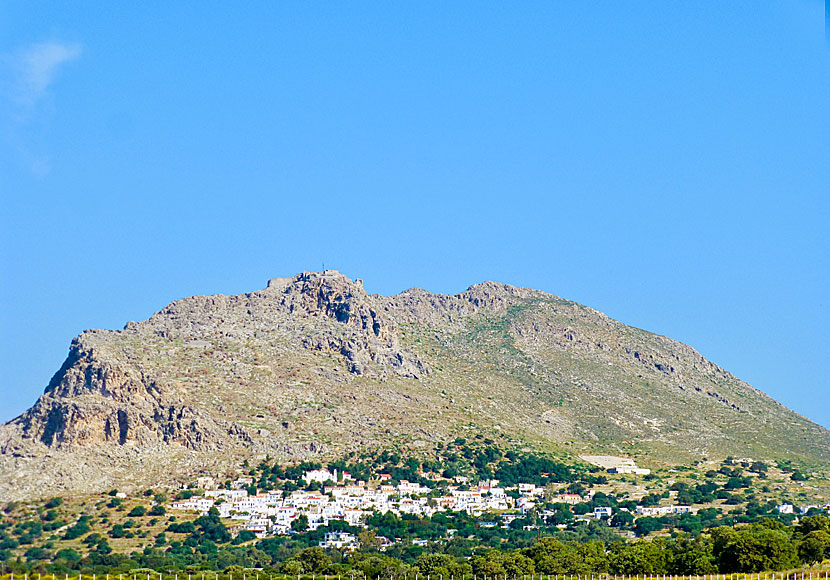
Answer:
[1,271,828,500]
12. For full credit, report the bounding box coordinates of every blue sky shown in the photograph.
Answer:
[1,2,828,431]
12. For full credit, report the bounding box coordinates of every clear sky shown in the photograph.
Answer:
[1,2,828,430]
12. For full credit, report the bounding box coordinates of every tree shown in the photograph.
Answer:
[291,514,309,532]
[358,529,382,551]
[55,548,81,563]
[549,504,575,525]
[724,476,752,490]
[24,547,51,561]
[798,530,830,565]
[82,532,103,546]
[353,553,408,579]
[417,553,471,579]
[149,505,166,516]
[524,538,605,575]
[713,524,798,572]
[796,515,830,536]
[232,530,256,545]
[567,482,586,496]
[609,541,668,574]
[62,516,91,540]
[109,524,126,538]
[749,462,768,474]
[293,547,331,573]
[45,497,63,509]
[128,505,147,517]
[471,550,535,577]
[573,503,592,515]
[94,539,112,555]
[670,535,717,574]
[192,507,231,543]
[281,560,304,576]
[611,511,635,528]
[634,516,663,537]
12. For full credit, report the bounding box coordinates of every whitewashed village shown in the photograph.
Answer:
[168,453,830,553]
[170,465,702,549]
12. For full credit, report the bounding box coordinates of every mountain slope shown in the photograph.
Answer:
[1,271,827,500]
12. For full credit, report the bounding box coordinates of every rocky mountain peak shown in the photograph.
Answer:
[266,269,362,293]
[457,281,532,310]
[262,272,427,379]
[265,271,388,339]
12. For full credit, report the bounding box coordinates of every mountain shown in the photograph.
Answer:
[1,271,828,501]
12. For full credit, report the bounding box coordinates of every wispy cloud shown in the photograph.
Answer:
[9,41,82,110]
[2,41,82,176]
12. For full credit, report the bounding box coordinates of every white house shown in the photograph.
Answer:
[610,466,651,475]
[304,468,337,484]
[242,518,271,538]
[593,507,613,519]
[319,532,357,551]
[636,505,693,516]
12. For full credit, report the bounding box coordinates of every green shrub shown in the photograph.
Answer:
[45,497,63,509]
[128,505,147,517]
[63,516,91,540]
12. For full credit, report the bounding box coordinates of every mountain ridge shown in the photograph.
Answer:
[2,270,828,501]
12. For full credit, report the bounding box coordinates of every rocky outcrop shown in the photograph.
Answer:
[7,337,244,453]
[457,281,533,311]
[268,272,393,340]
[267,272,427,378]
[145,271,427,379]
